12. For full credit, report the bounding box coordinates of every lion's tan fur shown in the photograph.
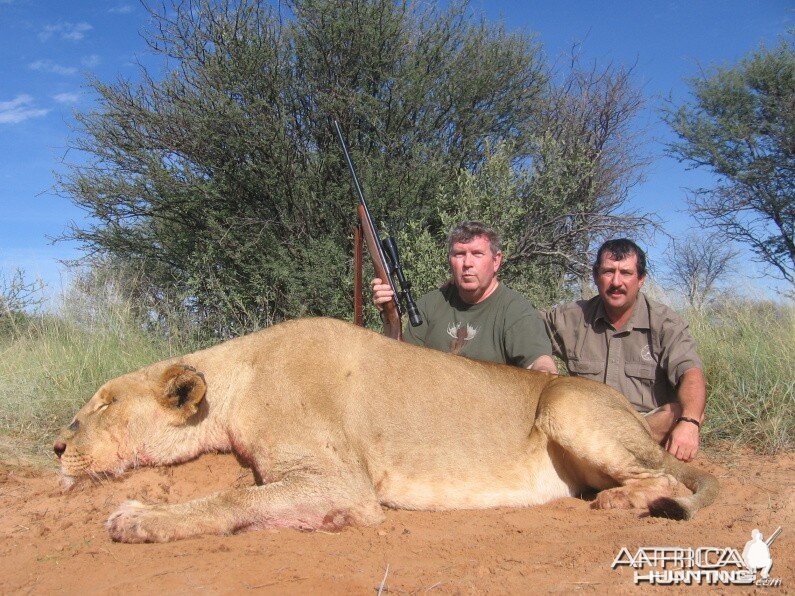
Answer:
[56,317,718,543]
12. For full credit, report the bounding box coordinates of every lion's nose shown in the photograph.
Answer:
[53,441,67,458]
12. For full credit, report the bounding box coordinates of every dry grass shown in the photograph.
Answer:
[689,299,794,453]
[0,283,203,461]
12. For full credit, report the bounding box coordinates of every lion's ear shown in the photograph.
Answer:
[158,364,206,417]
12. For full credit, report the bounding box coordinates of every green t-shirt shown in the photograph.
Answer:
[404,282,551,368]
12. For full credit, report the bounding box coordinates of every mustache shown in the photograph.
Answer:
[607,286,626,293]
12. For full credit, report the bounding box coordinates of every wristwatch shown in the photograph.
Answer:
[676,416,701,429]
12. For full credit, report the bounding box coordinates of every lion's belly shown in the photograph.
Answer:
[373,453,576,511]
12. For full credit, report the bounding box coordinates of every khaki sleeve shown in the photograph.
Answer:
[658,314,703,387]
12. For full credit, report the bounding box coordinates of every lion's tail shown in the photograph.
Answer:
[648,454,719,520]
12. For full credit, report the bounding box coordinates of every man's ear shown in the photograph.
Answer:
[158,364,206,418]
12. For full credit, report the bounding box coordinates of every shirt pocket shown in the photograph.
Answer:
[567,359,602,380]
[624,362,657,385]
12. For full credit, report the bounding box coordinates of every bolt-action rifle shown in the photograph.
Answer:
[332,120,422,340]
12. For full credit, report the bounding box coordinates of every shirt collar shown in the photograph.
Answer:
[593,292,650,330]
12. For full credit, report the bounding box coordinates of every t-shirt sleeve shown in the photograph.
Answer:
[403,294,429,347]
[505,308,553,368]
[658,312,703,386]
[542,307,566,360]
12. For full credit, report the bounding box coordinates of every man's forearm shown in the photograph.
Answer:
[677,367,707,422]
[381,317,401,340]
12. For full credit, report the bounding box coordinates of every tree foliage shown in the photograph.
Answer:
[666,33,795,284]
[395,57,655,306]
[0,268,45,337]
[663,233,737,311]
[519,59,654,292]
[61,0,651,334]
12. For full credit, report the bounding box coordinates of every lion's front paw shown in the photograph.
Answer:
[106,500,176,543]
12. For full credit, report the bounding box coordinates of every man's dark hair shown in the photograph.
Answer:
[447,221,501,255]
[593,238,647,278]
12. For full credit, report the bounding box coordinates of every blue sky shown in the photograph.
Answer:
[1,0,793,301]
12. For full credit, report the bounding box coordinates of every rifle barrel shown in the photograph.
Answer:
[333,121,391,274]
[765,527,782,547]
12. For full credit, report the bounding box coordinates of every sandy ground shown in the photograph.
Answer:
[1,449,792,594]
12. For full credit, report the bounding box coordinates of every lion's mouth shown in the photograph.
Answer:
[59,465,128,491]
[59,473,79,491]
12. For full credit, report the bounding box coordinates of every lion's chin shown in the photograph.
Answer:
[59,473,79,491]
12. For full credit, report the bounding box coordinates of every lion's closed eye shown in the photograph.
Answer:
[94,397,117,414]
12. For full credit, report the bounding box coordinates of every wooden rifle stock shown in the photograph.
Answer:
[334,119,404,340]
[358,205,402,340]
[353,222,364,327]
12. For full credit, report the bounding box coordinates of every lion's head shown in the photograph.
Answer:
[53,364,207,488]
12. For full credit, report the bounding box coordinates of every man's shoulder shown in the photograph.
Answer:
[496,284,543,317]
[642,294,689,328]
[548,295,601,323]
[418,283,455,306]
[498,284,533,306]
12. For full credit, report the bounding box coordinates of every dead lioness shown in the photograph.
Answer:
[55,317,717,543]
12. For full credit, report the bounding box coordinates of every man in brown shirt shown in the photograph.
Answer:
[544,239,706,462]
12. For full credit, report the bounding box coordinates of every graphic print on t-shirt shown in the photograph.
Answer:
[447,322,478,354]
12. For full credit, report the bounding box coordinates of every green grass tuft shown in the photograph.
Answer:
[689,299,794,454]
[0,286,203,461]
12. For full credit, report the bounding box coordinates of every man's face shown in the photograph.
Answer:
[449,235,501,302]
[593,251,645,313]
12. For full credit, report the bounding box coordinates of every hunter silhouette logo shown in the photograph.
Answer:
[612,526,783,586]
[742,527,781,581]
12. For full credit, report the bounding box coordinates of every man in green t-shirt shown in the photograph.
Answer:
[371,221,556,372]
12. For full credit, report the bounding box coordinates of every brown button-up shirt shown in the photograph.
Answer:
[544,293,703,412]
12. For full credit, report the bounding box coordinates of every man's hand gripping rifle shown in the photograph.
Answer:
[333,120,422,340]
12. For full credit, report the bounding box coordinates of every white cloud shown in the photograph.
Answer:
[109,4,133,14]
[0,95,50,124]
[39,22,92,42]
[53,92,80,104]
[29,60,77,76]
[81,54,101,67]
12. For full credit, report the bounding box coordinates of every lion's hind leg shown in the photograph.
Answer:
[535,378,679,515]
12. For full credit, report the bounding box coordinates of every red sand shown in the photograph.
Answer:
[1,449,792,593]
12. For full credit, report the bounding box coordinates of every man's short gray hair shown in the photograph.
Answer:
[447,221,501,256]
